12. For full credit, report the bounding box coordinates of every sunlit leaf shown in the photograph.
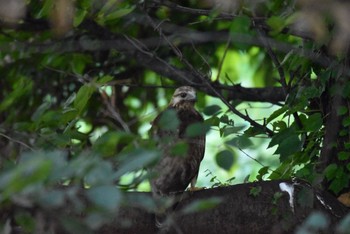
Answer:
[74,84,95,114]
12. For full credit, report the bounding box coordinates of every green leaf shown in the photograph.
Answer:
[38,190,65,208]
[170,142,189,156]
[337,106,348,116]
[96,75,114,84]
[215,150,234,171]
[225,136,253,149]
[325,163,338,180]
[74,9,88,27]
[86,185,121,212]
[336,213,350,233]
[15,212,35,233]
[185,122,210,137]
[342,117,350,127]
[104,7,135,22]
[256,166,269,181]
[203,105,221,116]
[85,161,114,186]
[300,212,329,230]
[249,186,262,197]
[266,106,288,124]
[297,187,314,208]
[272,192,283,205]
[275,134,302,161]
[158,109,179,131]
[267,16,286,34]
[221,126,245,137]
[0,152,54,199]
[93,131,134,157]
[181,197,222,214]
[338,151,350,161]
[220,114,234,125]
[205,116,220,127]
[74,84,95,114]
[114,149,160,179]
[302,113,323,132]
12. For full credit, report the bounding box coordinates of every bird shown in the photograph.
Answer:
[150,86,206,230]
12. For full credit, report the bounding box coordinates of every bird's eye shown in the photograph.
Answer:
[180,93,187,98]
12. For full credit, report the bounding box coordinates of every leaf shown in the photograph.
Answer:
[104,7,135,22]
[300,212,329,230]
[181,197,222,214]
[269,127,295,148]
[170,142,189,156]
[338,151,350,161]
[203,104,221,116]
[74,9,88,27]
[14,212,35,233]
[249,186,262,197]
[205,116,220,127]
[85,161,114,186]
[158,109,179,131]
[114,149,160,179]
[86,185,121,212]
[38,190,65,208]
[215,150,234,171]
[342,117,350,127]
[336,213,350,233]
[329,172,349,194]
[267,16,286,34]
[275,134,302,161]
[185,122,210,137]
[266,106,288,124]
[225,136,253,149]
[256,166,269,181]
[297,187,314,208]
[93,131,134,157]
[337,106,348,116]
[302,113,323,132]
[220,114,234,125]
[221,126,245,137]
[96,75,114,84]
[325,163,338,180]
[74,84,95,114]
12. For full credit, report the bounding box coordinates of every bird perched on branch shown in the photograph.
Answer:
[150,86,206,229]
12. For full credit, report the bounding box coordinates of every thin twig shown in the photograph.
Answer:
[0,132,35,151]
[215,35,231,82]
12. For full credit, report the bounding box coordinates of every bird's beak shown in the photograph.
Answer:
[189,94,197,102]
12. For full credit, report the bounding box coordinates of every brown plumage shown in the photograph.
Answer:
[150,86,206,196]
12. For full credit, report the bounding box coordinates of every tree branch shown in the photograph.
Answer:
[98,180,348,234]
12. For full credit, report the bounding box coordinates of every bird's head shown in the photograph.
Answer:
[169,86,197,108]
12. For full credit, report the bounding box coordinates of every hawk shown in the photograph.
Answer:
[150,86,206,196]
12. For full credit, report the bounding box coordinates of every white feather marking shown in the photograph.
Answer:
[279,182,295,213]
